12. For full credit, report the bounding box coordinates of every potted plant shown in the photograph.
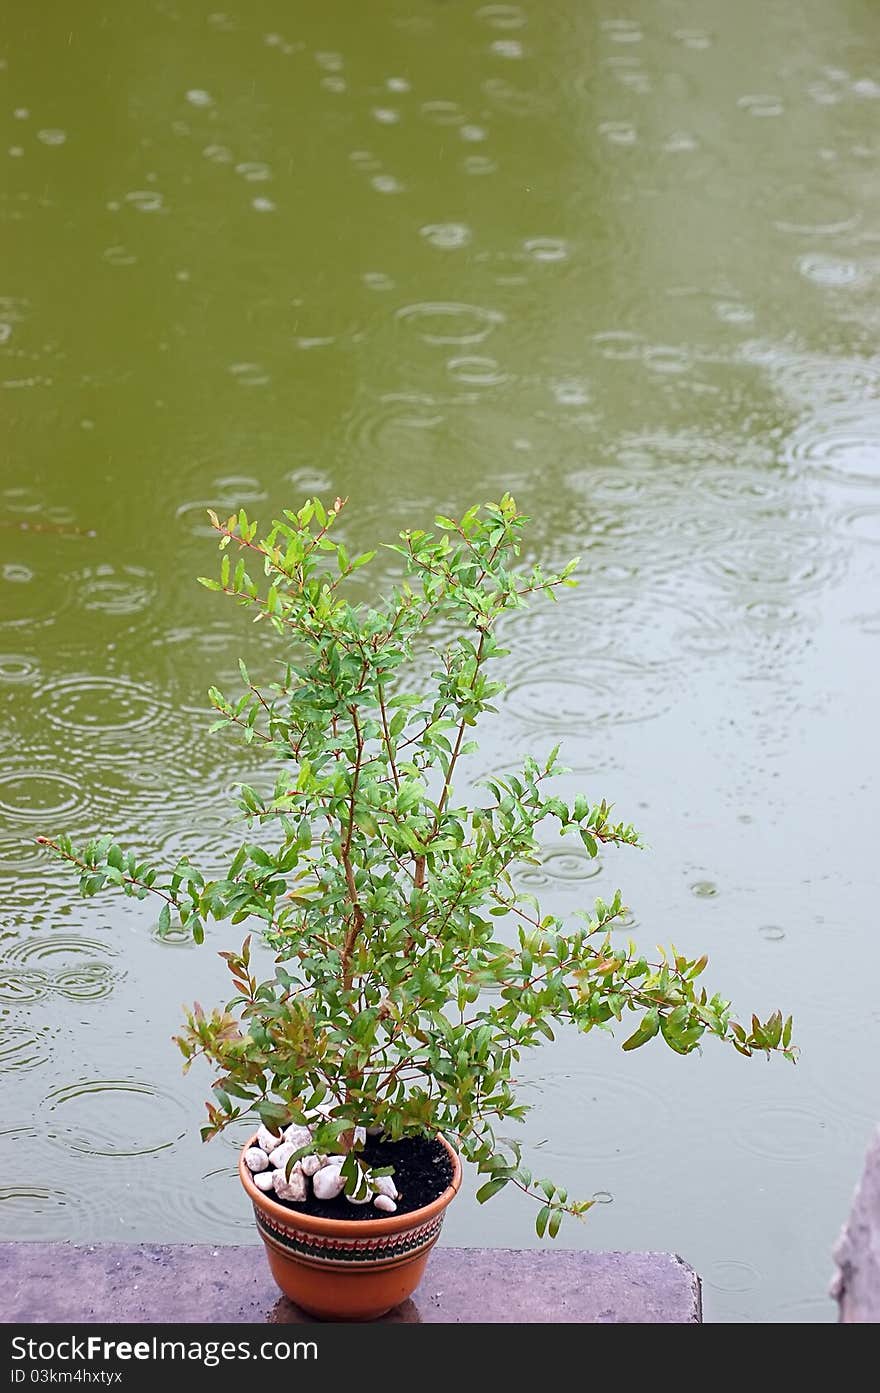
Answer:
[39,495,795,1320]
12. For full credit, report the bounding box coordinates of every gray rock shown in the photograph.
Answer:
[374,1175,398,1200]
[243,1147,269,1174]
[832,1125,880,1322]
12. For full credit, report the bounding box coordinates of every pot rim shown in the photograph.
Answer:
[239,1129,462,1237]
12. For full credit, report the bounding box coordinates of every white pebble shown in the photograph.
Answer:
[312,1166,345,1200]
[374,1175,399,1200]
[353,1125,367,1146]
[373,1194,397,1213]
[253,1171,275,1192]
[243,1147,269,1173]
[273,1162,307,1202]
[301,1154,326,1177]
[256,1124,282,1153]
[282,1124,313,1151]
[268,1142,297,1171]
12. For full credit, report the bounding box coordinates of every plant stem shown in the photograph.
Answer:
[376,681,400,791]
[340,705,366,990]
[432,629,486,836]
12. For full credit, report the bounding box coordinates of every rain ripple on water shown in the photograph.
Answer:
[521,1064,673,1164]
[784,405,880,485]
[0,1025,54,1074]
[395,301,506,345]
[40,1079,188,1158]
[35,675,170,756]
[1,935,122,1003]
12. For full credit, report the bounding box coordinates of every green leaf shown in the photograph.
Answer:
[579,829,598,858]
[621,1008,660,1051]
[475,1178,508,1203]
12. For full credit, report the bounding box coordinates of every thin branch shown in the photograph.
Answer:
[340,705,366,990]
[376,681,400,791]
[431,629,486,835]
[36,838,175,906]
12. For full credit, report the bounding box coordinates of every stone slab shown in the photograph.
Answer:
[832,1125,880,1322]
[1,1242,700,1324]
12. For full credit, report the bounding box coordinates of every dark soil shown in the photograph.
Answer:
[270,1135,454,1222]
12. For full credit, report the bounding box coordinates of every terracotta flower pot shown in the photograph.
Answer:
[239,1133,462,1320]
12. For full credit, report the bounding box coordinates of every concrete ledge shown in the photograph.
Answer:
[1,1243,701,1324]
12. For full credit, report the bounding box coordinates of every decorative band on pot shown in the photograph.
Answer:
[254,1204,446,1270]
